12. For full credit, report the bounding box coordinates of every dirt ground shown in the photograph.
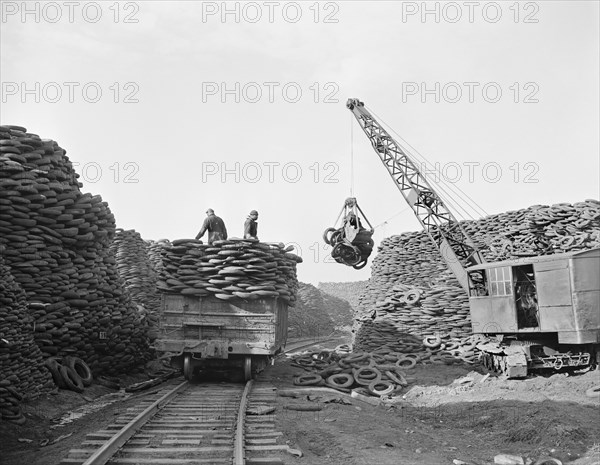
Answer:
[1,336,599,465]
[264,337,600,465]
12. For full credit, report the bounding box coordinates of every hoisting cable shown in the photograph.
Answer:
[350,112,355,197]
[366,106,489,220]
[372,206,412,230]
[367,106,486,220]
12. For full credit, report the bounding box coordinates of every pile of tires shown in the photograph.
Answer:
[292,342,483,396]
[0,256,53,410]
[151,238,301,304]
[0,380,26,425]
[110,229,161,341]
[0,125,152,389]
[356,200,600,351]
[292,349,416,397]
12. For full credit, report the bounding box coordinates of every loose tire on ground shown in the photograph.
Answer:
[326,373,354,389]
[59,365,85,393]
[353,366,382,386]
[368,380,394,396]
[294,374,323,386]
[64,356,93,387]
[44,357,66,389]
[395,356,417,370]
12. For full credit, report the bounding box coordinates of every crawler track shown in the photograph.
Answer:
[60,379,285,465]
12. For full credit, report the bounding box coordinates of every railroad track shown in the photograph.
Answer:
[60,379,285,465]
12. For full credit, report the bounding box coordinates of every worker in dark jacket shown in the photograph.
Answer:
[195,208,228,245]
[244,210,259,240]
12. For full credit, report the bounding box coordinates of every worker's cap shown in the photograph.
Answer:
[249,210,258,216]
[206,208,214,214]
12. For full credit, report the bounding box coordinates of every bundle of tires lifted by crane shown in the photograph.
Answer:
[322,197,375,270]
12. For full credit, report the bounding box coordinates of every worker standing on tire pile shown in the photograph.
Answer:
[195,208,228,245]
[244,210,259,240]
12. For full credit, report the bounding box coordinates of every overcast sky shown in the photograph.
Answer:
[2,1,599,285]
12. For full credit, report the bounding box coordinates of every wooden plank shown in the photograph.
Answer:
[110,459,230,464]
[246,445,293,451]
[245,432,283,438]
[245,459,284,465]
[246,438,278,445]
[119,447,231,453]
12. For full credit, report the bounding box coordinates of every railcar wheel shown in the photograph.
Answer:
[243,356,252,381]
[183,354,193,381]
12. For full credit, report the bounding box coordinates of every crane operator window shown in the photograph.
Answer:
[488,266,512,296]
[468,270,489,297]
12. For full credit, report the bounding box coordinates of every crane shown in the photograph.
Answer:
[347,98,599,378]
[346,98,485,292]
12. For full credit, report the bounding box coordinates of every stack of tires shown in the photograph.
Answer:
[0,125,151,389]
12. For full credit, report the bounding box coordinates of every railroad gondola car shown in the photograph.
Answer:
[154,294,288,381]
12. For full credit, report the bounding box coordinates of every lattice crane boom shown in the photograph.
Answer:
[346,98,485,291]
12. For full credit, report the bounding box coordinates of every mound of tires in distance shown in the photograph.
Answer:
[111,229,161,341]
[288,283,336,338]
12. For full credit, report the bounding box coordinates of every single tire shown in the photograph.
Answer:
[385,370,407,386]
[294,356,315,367]
[353,260,368,270]
[533,458,563,465]
[183,354,195,381]
[353,366,382,386]
[423,335,442,349]
[585,385,600,398]
[243,356,252,382]
[395,357,417,370]
[326,373,354,389]
[368,380,395,397]
[65,356,93,387]
[6,414,26,425]
[294,374,323,386]
[403,290,422,305]
[44,357,66,389]
[59,365,85,393]
[322,227,337,245]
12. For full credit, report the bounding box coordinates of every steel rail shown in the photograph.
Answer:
[233,379,254,465]
[283,337,337,354]
[80,380,188,465]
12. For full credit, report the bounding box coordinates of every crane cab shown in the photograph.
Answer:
[466,248,600,376]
